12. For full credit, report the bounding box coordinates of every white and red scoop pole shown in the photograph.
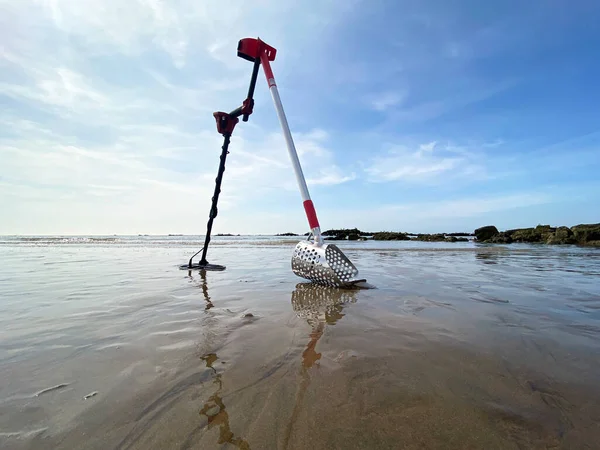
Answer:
[237,38,323,245]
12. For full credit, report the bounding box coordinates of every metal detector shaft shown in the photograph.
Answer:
[259,53,323,245]
[198,132,231,266]
[182,49,261,270]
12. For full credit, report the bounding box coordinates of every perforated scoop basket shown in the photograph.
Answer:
[291,241,365,288]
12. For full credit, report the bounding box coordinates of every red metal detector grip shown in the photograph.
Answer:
[237,38,277,62]
[213,112,238,136]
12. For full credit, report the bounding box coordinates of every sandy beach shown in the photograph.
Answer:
[1,236,599,449]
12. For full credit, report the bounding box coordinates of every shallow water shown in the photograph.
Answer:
[1,236,599,449]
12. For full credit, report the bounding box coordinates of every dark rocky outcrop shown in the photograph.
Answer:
[506,227,539,243]
[571,224,600,245]
[322,228,365,240]
[474,226,499,242]
[485,232,513,244]
[546,226,575,245]
[415,234,446,242]
[445,236,469,242]
[475,223,600,246]
[372,232,410,241]
[276,232,299,236]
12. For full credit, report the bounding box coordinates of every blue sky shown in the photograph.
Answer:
[1,0,599,235]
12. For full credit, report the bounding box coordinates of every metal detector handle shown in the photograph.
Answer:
[228,57,260,121]
[243,57,261,122]
[259,52,323,245]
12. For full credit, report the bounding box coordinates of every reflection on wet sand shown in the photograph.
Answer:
[291,282,358,369]
[187,269,214,310]
[189,270,248,448]
[199,353,250,449]
[476,250,500,264]
[284,284,358,448]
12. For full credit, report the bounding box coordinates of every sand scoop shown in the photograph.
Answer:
[237,38,366,288]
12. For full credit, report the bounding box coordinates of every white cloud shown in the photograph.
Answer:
[369,90,407,111]
[419,141,437,152]
[365,142,483,183]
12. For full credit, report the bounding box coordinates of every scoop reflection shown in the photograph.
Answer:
[283,283,358,447]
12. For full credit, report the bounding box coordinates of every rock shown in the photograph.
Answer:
[474,226,499,242]
[507,228,541,243]
[546,226,576,245]
[276,232,298,236]
[416,234,446,242]
[322,228,365,240]
[571,223,600,245]
[348,233,360,241]
[444,236,469,242]
[536,224,556,243]
[555,226,573,239]
[472,223,600,246]
[243,313,254,318]
[486,232,513,244]
[372,232,410,241]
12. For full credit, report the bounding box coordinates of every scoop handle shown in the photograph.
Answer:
[260,52,323,244]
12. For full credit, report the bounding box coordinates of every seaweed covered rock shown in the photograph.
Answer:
[416,234,446,242]
[474,226,499,242]
[322,228,364,240]
[507,228,540,243]
[486,232,513,244]
[372,232,410,241]
[473,223,600,246]
[571,223,600,245]
[445,236,469,242]
[546,226,576,245]
[536,225,556,243]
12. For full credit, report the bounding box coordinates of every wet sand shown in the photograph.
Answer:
[1,238,599,449]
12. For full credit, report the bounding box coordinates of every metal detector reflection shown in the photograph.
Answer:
[186,269,214,310]
[199,353,250,450]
